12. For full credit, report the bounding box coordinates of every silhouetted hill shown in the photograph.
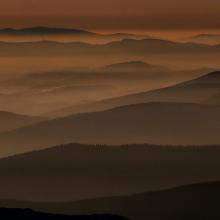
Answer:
[0,102,220,156]
[195,70,220,81]
[157,70,220,102]
[0,143,220,201]
[0,111,46,132]
[1,182,220,220]
[0,208,125,220]
[51,70,220,116]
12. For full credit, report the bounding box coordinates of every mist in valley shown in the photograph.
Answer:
[0,27,220,220]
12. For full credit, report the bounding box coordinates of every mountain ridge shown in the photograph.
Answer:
[48,70,220,117]
[0,38,219,57]
[0,102,220,157]
[0,27,151,44]
[0,143,220,201]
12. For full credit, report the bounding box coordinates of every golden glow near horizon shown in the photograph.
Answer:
[0,0,219,29]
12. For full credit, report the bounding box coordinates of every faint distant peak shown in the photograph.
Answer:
[108,60,150,67]
[193,34,220,38]
[105,61,153,70]
[104,60,168,73]
[108,32,152,38]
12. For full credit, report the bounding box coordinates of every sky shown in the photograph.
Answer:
[0,0,220,30]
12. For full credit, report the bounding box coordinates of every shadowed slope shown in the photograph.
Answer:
[51,70,220,116]
[204,92,220,105]
[0,182,220,220]
[0,208,125,220]
[0,102,219,156]
[0,143,220,201]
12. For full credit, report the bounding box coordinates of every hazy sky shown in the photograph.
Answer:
[0,0,220,29]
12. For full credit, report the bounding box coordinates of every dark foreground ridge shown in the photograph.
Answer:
[1,182,220,220]
[0,208,126,220]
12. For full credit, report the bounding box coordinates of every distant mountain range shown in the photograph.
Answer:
[0,60,171,115]
[49,70,220,117]
[0,61,170,90]
[0,27,94,36]
[1,27,220,220]
[0,38,219,57]
[1,182,219,220]
[0,61,207,115]
[0,27,151,43]
[0,71,220,156]
[0,143,220,201]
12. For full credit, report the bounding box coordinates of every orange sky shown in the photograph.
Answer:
[0,0,220,29]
